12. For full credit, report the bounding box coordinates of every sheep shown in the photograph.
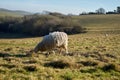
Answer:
[29,31,68,55]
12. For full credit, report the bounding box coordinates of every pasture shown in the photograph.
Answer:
[0,14,120,80]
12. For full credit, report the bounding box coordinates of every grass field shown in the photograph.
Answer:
[73,14,120,34]
[0,11,23,17]
[0,14,120,80]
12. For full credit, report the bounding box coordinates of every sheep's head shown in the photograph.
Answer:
[26,49,35,56]
[35,42,46,52]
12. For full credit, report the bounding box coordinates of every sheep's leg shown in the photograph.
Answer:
[59,48,62,55]
[64,44,68,54]
[65,47,68,54]
[51,50,55,55]
[59,44,68,55]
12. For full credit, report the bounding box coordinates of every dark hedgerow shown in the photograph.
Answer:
[0,13,86,36]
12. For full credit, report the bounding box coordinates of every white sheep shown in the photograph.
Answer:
[30,31,68,55]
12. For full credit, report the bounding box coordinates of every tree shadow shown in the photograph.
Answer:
[0,52,28,58]
[0,33,36,39]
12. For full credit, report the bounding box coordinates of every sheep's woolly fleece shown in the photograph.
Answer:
[34,31,68,53]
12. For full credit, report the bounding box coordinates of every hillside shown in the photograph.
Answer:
[73,14,120,34]
[0,8,32,17]
[0,14,120,38]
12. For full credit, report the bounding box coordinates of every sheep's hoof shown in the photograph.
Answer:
[64,52,71,56]
[44,53,49,57]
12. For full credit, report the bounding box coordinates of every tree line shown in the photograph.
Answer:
[80,6,120,15]
[0,13,86,36]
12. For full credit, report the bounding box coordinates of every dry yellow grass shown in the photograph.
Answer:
[0,33,120,80]
[0,14,120,80]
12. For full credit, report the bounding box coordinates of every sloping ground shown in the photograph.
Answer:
[0,11,23,17]
[0,8,31,17]
[73,14,120,34]
[0,33,120,80]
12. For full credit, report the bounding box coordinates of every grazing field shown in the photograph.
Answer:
[73,14,120,34]
[0,14,120,80]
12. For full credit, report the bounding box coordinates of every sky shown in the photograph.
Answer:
[0,0,120,15]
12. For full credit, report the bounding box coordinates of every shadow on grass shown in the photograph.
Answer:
[0,33,35,39]
[0,52,28,58]
[44,60,81,69]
